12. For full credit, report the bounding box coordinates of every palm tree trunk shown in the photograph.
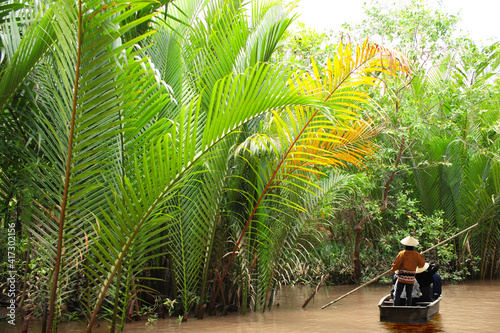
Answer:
[46,1,83,331]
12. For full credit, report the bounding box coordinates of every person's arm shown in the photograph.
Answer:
[391,251,403,271]
[417,253,425,268]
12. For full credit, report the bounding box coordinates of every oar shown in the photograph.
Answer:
[321,222,479,309]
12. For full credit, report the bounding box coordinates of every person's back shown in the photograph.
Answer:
[393,250,426,282]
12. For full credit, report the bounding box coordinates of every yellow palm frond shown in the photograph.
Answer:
[286,120,378,170]
[289,39,409,103]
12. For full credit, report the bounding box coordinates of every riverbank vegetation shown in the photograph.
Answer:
[0,0,498,331]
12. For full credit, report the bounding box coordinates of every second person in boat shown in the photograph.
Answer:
[416,262,440,302]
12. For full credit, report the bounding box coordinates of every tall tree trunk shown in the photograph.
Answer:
[353,227,362,283]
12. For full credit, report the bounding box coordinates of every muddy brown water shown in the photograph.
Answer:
[2,281,499,332]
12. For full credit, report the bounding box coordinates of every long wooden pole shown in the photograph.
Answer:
[321,223,479,309]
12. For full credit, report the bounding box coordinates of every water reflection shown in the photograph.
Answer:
[380,313,444,333]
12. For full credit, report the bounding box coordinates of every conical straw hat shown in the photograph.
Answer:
[400,236,419,246]
[416,262,430,274]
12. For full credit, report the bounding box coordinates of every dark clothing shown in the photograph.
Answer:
[416,263,439,302]
[418,285,432,302]
[391,274,420,300]
[433,273,442,298]
[394,281,413,306]
[416,263,439,287]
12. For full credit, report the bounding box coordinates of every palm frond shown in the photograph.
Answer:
[212,41,409,310]
[84,60,323,329]
[0,3,55,111]
[17,1,164,330]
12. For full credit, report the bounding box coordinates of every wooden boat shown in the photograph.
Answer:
[378,294,441,324]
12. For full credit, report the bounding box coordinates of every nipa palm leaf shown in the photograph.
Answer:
[213,40,409,310]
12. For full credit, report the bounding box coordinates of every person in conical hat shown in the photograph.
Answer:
[391,235,425,306]
[416,262,440,302]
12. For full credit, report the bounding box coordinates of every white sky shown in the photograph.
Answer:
[293,0,500,45]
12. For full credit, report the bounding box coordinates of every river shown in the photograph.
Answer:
[2,281,499,332]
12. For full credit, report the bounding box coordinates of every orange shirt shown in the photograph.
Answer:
[391,250,425,284]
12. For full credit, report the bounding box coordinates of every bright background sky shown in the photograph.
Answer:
[292,0,500,45]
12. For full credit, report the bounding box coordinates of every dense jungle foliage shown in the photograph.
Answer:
[0,0,499,331]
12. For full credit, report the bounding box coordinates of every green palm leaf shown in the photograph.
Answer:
[210,41,409,311]
[84,61,323,330]
[16,1,164,331]
[142,2,300,316]
[0,3,55,111]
